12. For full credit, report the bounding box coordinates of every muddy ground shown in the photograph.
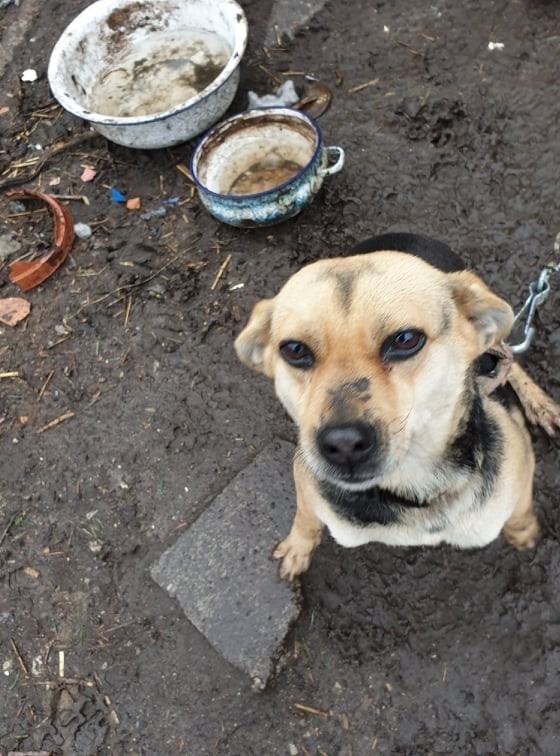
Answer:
[1,0,560,753]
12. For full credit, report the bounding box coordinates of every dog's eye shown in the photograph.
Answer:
[279,340,315,368]
[382,329,426,362]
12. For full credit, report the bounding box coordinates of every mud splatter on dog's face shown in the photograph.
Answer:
[235,251,513,491]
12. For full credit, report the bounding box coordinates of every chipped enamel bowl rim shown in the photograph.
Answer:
[47,0,248,148]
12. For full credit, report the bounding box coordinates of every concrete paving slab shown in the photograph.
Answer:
[0,0,43,78]
[150,440,300,689]
[265,0,328,45]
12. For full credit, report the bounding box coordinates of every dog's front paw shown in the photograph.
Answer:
[273,536,315,581]
[504,515,541,551]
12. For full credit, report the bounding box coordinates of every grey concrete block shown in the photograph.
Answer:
[150,440,300,689]
[265,0,328,44]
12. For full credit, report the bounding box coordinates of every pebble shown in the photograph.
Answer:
[74,222,93,239]
[0,233,22,261]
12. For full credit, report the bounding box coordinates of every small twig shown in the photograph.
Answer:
[10,638,29,678]
[7,210,48,225]
[397,40,425,57]
[36,410,75,434]
[45,335,72,351]
[211,253,232,291]
[257,63,283,86]
[0,371,20,379]
[50,194,90,203]
[348,77,380,94]
[292,702,330,718]
[35,677,95,687]
[0,514,16,548]
[176,163,193,182]
[72,248,194,318]
[38,370,54,400]
[0,131,102,191]
[103,694,120,726]
[102,619,139,635]
[44,639,54,669]
[124,295,132,328]
[5,157,41,170]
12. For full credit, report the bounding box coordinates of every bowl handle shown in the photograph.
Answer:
[321,145,345,176]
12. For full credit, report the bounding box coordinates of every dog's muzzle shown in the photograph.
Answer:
[316,421,379,480]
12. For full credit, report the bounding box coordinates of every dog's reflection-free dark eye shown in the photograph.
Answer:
[279,340,315,368]
[382,329,426,361]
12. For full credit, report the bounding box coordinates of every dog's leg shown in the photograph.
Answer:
[503,467,540,550]
[508,362,560,436]
[273,455,324,580]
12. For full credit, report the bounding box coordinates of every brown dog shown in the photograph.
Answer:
[235,234,560,580]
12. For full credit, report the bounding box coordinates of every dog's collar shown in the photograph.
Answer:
[318,477,429,527]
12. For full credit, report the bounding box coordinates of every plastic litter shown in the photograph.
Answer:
[248,80,299,109]
[80,167,97,182]
[109,188,126,203]
[140,207,167,221]
[126,197,141,211]
[248,79,332,119]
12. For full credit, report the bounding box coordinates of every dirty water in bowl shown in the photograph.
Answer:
[228,155,304,195]
[89,29,231,117]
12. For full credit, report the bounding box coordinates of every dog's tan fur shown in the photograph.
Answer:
[236,251,559,580]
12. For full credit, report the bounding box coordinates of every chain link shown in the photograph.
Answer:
[509,232,560,355]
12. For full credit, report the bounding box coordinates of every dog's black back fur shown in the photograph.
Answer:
[351,232,465,273]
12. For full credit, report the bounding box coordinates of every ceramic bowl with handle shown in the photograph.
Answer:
[190,107,345,227]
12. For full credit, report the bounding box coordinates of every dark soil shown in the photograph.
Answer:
[1,0,560,753]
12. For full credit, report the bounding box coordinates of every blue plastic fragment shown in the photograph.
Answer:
[161,196,180,205]
[110,188,126,203]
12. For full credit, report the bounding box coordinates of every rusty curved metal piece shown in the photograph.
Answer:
[7,188,75,292]
[293,81,333,119]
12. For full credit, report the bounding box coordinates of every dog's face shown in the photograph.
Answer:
[236,252,513,492]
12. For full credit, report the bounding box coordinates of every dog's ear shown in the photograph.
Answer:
[234,298,275,376]
[449,270,514,351]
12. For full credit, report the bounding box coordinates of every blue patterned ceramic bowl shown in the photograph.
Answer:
[191,107,344,227]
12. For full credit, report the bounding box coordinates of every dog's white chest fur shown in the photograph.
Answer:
[313,485,515,550]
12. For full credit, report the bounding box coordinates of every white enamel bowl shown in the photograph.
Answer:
[47,0,248,149]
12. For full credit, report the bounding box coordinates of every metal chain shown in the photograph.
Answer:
[509,232,560,355]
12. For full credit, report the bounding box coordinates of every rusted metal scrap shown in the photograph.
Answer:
[293,81,332,119]
[6,188,75,291]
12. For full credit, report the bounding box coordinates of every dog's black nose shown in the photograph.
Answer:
[317,422,377,470]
